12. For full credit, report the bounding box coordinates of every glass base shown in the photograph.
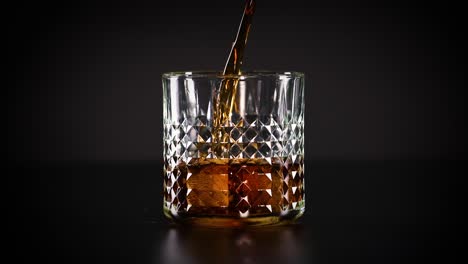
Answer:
[164,207,304,228]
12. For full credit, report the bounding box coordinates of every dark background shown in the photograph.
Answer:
[9,0,466,161]
[8,0,465,263]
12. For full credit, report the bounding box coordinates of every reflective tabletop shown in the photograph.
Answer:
[12,160,457,264]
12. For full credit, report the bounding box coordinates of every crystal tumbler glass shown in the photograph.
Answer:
[162,71,305,227]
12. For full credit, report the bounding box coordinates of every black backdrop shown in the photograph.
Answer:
[9,0,466,161]
[8,1,466,263]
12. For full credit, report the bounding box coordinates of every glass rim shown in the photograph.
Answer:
[162,71,304,79]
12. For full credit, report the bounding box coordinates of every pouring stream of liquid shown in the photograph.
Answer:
[213,0,256,156]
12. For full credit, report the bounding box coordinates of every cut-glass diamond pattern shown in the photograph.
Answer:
[164,115,303,161]
[163,115,304,216]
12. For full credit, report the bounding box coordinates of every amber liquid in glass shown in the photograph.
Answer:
[164,157,305,226]
[164,0,304,226]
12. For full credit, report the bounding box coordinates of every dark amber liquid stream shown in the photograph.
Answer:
[212,0,256,156]
[164,1,304,225]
